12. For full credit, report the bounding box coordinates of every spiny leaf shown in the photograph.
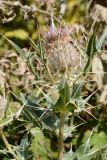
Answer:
[54,78,71,112]
[0,34,27,60]
[86,33,97,58]
[37,36,45,62]
[97,29,107,50]
[58,78,71,103]
[71,82,83,98]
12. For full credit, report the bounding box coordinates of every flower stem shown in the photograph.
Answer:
[58,112,65,160]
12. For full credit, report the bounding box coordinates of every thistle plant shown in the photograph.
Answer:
[43,25,84,159]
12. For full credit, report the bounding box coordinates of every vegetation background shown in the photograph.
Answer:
[0,0,107,160]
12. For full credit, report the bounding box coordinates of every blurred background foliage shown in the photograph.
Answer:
[1,0,107,160]
[0,0,86,47]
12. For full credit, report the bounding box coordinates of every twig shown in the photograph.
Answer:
[58,113,65,160]
[0,129,20,160]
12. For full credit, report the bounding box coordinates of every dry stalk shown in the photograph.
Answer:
[0,129,20,160]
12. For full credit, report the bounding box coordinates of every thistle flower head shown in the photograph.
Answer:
[43,26,72,44]
[43,26,83,79]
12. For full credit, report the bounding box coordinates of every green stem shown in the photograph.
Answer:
[0,129,20,160]
[58,113,65,160]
